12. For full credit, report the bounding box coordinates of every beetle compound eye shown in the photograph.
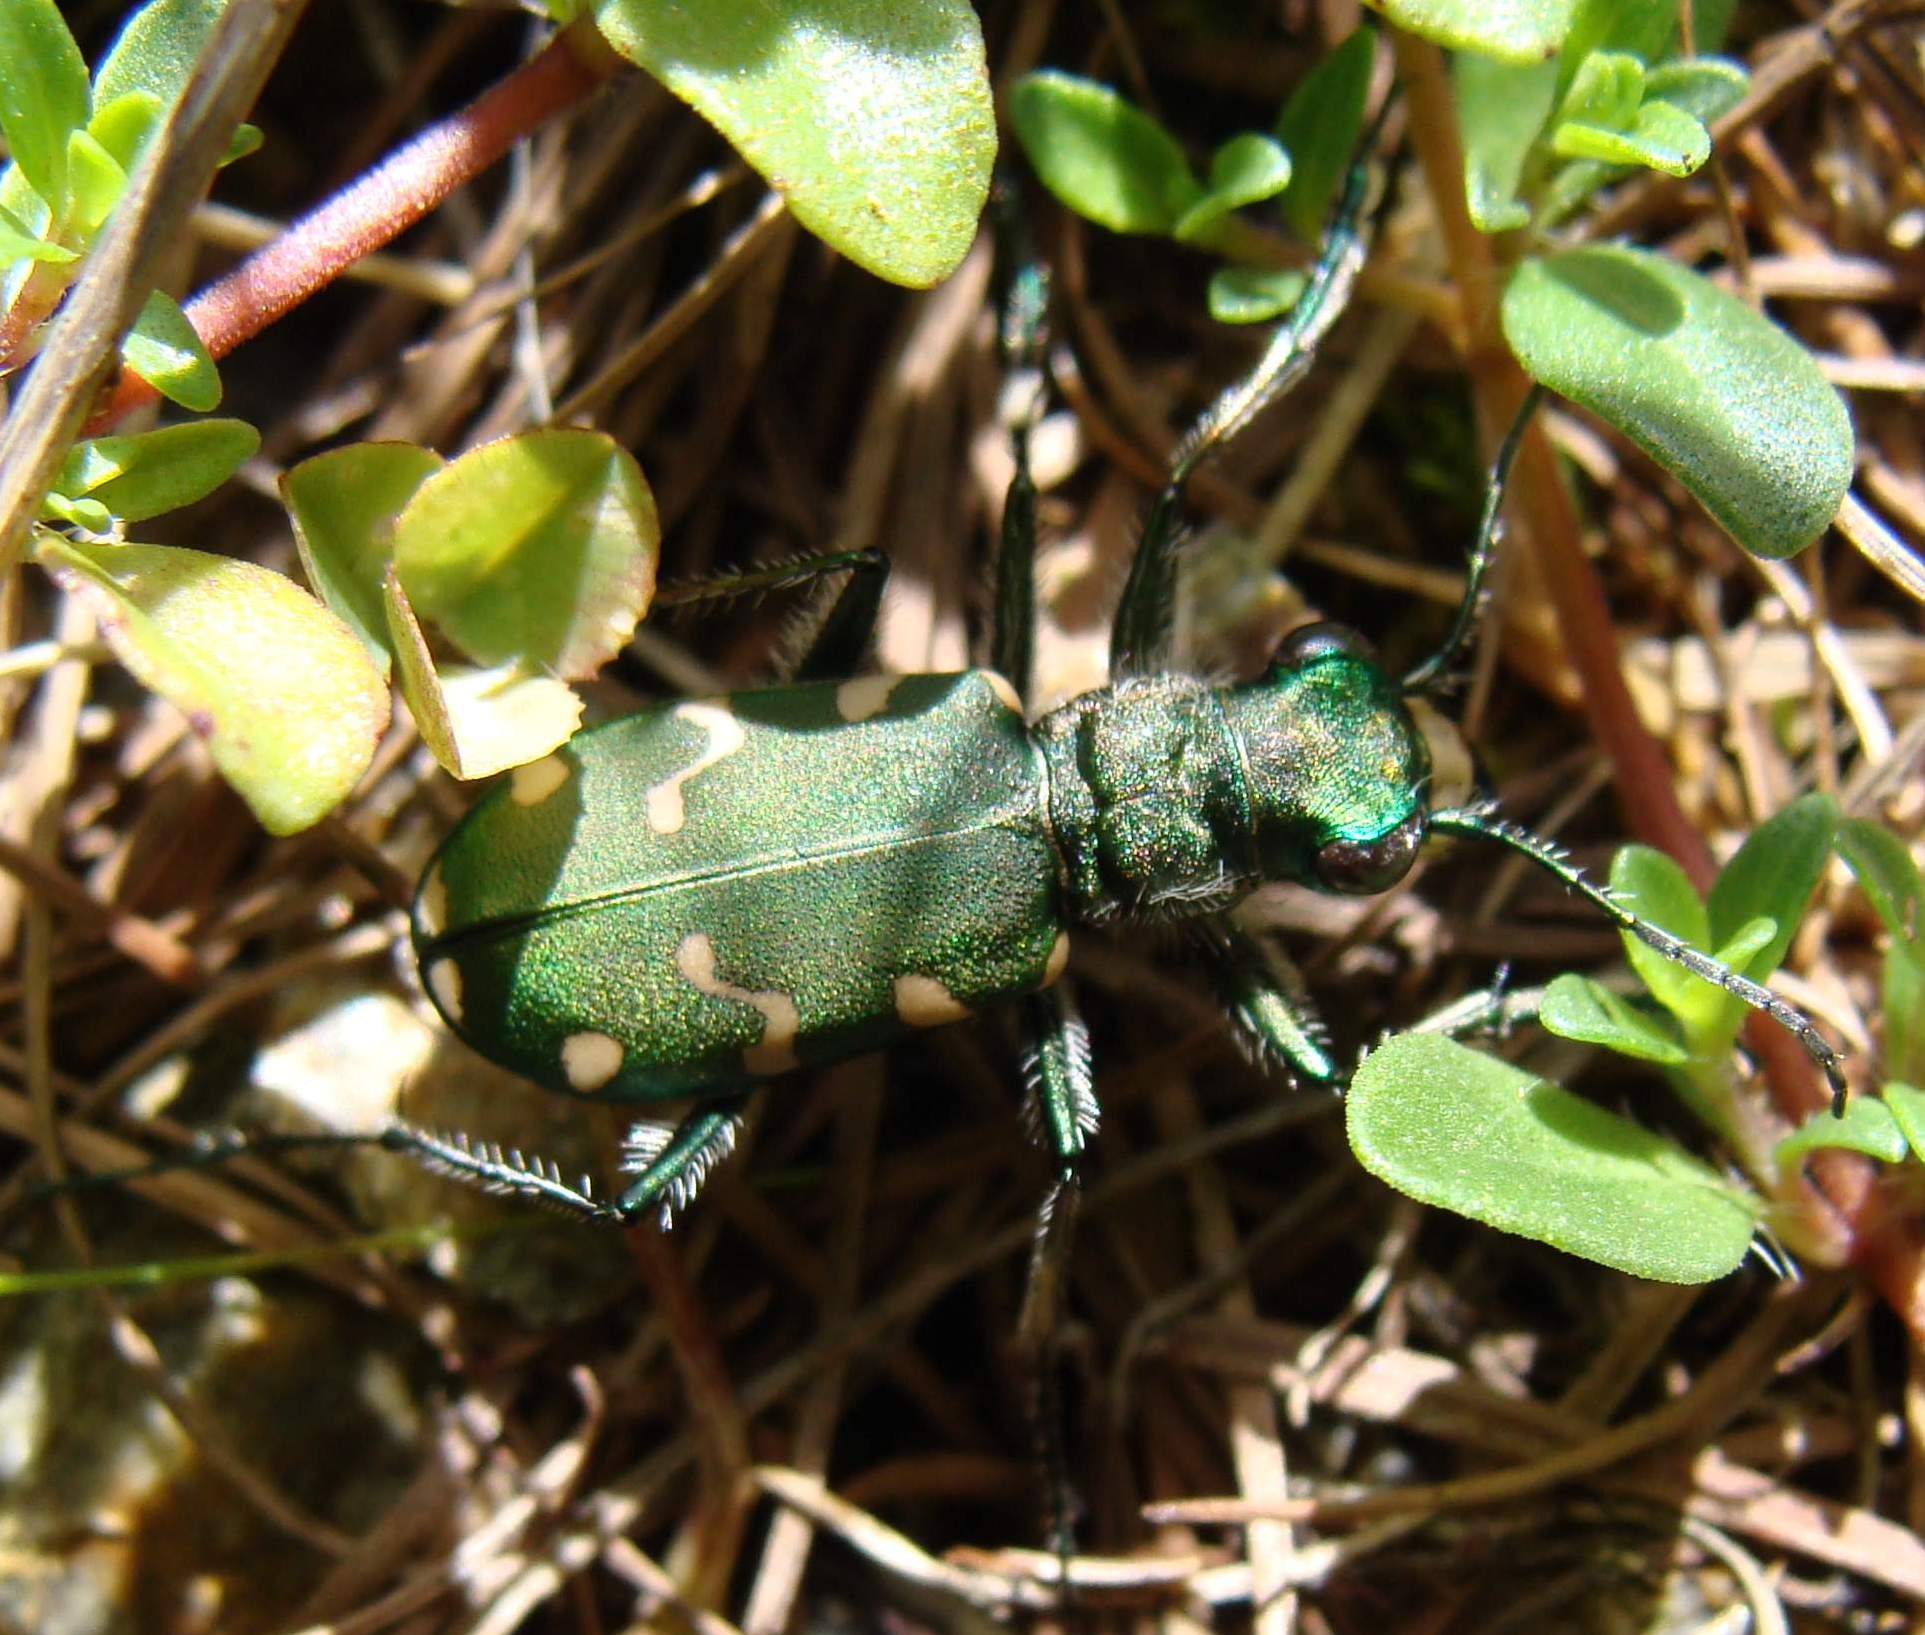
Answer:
[1276,620,1372,672]
[1314,813,1423,894]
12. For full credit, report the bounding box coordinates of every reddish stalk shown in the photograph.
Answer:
[86,17,621,432]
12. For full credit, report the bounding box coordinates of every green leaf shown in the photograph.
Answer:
[64,129,128,240]
[1553,96,1709,176]
[1884,1083,1925,1163]
[1173,133,1291,246]
[0,0,90,215]
[1009,72,1201,236]
[1455,53,1556,233]
[39,492,113,530]
[39,539,388,834]
[1362,0,1573,63]
[1776,1097,1908,1166]
[55,419,259,522]
[0,211,75,266]
[1889,946,1925,1088]
[391,429,658,681]
[1207,266,1306,325]
[1557,49,1644,131]
[1707,792,1836,976]
[1348,1033,1757,1282]
[1275,27,1375,242]
[86,90,164,174]
[1540,973,1690,1063]
[1608,845,1718,1029]
[592,0,993,288]
[283,442,445,673]
[95,0,227,107]
[384,570,582,781]
[121,289,220,410]
[1553,0,1677,103]
[1836,818,1924,954]
[1502,246,1854,559]
[1643,57,1748,126]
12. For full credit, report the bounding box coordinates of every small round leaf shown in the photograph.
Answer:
[58,419,259,522]
[1009,71,1201,236]
[392,429,657,681]
[40,538,388,834]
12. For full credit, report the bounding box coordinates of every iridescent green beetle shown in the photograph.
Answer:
[401,165,1843,1229]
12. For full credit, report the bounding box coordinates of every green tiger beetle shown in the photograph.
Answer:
[49,147,1844,1237]
[390,160,1845,1234]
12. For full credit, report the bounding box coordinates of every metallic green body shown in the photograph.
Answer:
[414,646,1434,1106]
[414,671,1066,1100]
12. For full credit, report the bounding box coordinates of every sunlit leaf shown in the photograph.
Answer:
[56,419,259,521]
[40,538,388,834]
[593,0,993,287]
[1503,247,1853,558]
[121,289,220,410]
[384,570,582,780]
[1776,1096,1908,1166]
[392,429,658,681]
[284,442,445,672]
[0,0,90,215]
[1349,1033,1757,1281]
[1362,0,1572,63]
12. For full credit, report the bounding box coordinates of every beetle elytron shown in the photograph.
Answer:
[397,159,1845,1230]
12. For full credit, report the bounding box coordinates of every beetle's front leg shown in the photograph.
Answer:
[612,1098,751,1228]
[1189,916,1342,1087]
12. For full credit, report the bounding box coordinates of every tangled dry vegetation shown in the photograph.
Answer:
[2,3,1923,1632]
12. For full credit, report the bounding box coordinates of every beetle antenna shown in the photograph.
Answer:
[1428,805,1848,1113]
[1401,384,1544,696]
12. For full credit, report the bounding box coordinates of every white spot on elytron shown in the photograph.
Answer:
[983,671,1023,715]
[561,1030,624,1091]
[835,675,898,722]
[510,755,569,806]
[673,932,800,1074]
[415,865,448,938]
[427,959,464,1023]
[893,973,971,1028]
[1043,930,1071,987]
[647,700,745,834]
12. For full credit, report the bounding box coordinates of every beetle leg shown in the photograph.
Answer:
[1020,983,1097,1178]
[382,1122,619,1222]
[989,175,1050,708]
[1015,982,1093,1586]
[1108,129,1378,680]
[1190,917,1342,1086]
[651,548,891,683]
[612,1099,750,1229]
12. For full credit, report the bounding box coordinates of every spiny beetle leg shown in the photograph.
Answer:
[384,1122,617,1221]
[1020,984,1098,1178]
[650,547,890,683]
[1108,122,1376,680]
[1190,917,1342,1086]
[614,1099,749,1228]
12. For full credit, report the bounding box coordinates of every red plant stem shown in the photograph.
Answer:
[88,17,621,431]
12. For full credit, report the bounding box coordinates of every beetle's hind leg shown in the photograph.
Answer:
[1190,917,1342,1086]
[611,1098,750,1228]
[1015,983,1096,1581]
[651,547,890,682]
